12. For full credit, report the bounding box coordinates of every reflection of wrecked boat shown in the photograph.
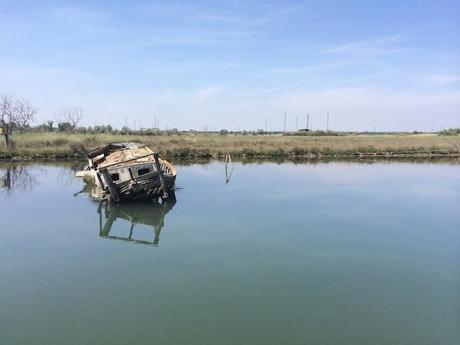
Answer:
[98,195,176,246]
[76,142,176,202]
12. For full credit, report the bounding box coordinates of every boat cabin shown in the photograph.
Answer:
[77,142,176,202]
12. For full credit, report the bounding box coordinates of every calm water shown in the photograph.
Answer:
[0,161,459,345]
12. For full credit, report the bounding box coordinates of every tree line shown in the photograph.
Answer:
[0,94,184,146]
[3,93,459,148]
[1,94,87,146]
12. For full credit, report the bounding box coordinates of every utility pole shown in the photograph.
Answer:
[265,117,268,132]
[295,117,298,131]
[125,115,127,128]
[326,112,329,131]
[283,112,287,134]
[307,113,310,130]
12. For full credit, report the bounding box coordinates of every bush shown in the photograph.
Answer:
[439,128,460,136]
[57,122,73,132]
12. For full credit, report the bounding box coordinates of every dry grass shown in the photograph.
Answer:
[1,132,459,160]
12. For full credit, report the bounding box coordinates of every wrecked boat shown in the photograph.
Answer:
[76,142,176,202]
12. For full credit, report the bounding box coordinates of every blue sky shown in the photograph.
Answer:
[1,0,459,131]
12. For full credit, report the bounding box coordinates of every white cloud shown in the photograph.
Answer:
[272,87,460,131]
[137,0,312,29]
[191,86,223,102]
[422,74,460,85]
[323,33,408,56]
[51,6,107,20]
[1,59,458,131]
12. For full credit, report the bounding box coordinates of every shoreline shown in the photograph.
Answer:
[1,151,459,163]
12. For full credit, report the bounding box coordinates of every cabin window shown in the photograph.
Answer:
[111,173,120,181]
[137,168,150,176]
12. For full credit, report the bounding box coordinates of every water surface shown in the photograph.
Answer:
[0,161,459,345]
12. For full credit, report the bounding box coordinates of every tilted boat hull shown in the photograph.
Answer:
[76,142,176,203]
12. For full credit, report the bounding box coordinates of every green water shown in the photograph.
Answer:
[0,161,459,345]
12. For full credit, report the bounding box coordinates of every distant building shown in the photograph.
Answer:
[298,128,310,132]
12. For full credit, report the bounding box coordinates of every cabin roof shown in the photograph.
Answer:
[98,144,155,169]
[87,142,142,158]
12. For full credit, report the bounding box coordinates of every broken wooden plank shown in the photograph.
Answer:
[100,168,120,203]
[153,153,169,199]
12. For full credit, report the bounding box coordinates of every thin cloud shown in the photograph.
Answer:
[422,74,460,85]
[243,85,286,96]
[137,1,312,28]
[51,6,108,20]
[272,87,460,131]
[192,86,223,102]
[323,33,408,56]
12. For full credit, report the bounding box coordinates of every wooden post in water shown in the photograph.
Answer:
[153,153,169,199]
[225,152,234,184]
[100,168,120,203]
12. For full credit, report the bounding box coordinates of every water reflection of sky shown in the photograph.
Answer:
[176,161,460,201]
[1,161,459,345]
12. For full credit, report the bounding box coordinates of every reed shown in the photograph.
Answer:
[1,132,459,160]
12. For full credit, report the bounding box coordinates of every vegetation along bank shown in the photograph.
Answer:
[1,132,459,161]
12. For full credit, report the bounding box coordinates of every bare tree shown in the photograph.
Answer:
[0,94,36,147]
[16,98,36,130]
[0,95,14,146]
[58,106,83,132]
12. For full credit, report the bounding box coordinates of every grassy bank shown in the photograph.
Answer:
[1,132,459,160]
